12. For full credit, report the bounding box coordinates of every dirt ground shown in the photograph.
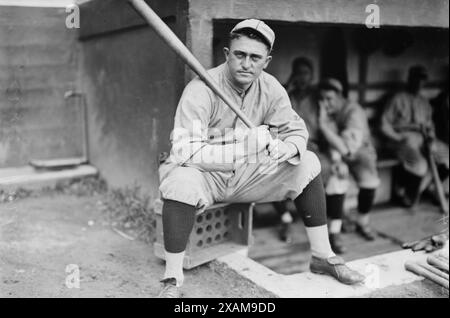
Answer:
[0,192,447,298]
[0,194,274,298]
[360,280,448,298]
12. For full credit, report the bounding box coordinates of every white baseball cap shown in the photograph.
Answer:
[231,19,275,51]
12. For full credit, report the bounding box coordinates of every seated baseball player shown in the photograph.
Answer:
[381,65,449,207]
[157,20,365,298]
[315,78,380,254]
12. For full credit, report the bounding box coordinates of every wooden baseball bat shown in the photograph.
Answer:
[428,255,449,273]
[405,261,449,289]
[427,150,449,214]
[418,263,449,281]
[128,0,255,129]
[419,125,449,215]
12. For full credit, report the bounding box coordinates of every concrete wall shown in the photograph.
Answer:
[0,6,82,168]
[79,0,188,198]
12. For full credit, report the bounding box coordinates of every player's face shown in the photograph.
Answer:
[292,65,313,91]
[319,90,341,115]
[224,36,272,89]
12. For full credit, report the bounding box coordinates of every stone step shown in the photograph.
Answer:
[0,126,84,168]
[0,164,98,191]
[219,249,431,298]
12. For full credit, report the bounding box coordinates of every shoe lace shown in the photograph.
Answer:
[158,278,179,298]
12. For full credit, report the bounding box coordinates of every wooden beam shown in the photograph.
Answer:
[348,80,446,91]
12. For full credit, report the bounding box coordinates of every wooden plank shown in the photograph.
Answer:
[348,80,447,92]
[29,157,87,169]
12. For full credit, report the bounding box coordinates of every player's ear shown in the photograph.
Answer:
[263,55,272,69]
[223,47,230,60]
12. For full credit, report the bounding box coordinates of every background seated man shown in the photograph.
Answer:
[274,57,321,243]
[381,65,449,207]
[316,78,380,254]
[157,20,365,297]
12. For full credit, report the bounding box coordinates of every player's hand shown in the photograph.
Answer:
[402,233,448,253]
[267,139,298,163]
[331,161,349,179]
[243,125,272,156]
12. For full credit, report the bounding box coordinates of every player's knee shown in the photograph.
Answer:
[159,167,206,206]
[325,175,349,195]
[303,150,322,179]
[356,173,380,189]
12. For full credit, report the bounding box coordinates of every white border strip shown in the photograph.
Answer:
[218,249,429,298]
[0,0,75,7]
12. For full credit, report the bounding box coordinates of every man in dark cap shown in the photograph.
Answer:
[381,65,449,207]
[275,74,380,252]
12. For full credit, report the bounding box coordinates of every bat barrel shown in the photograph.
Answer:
[405,261,449,289]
